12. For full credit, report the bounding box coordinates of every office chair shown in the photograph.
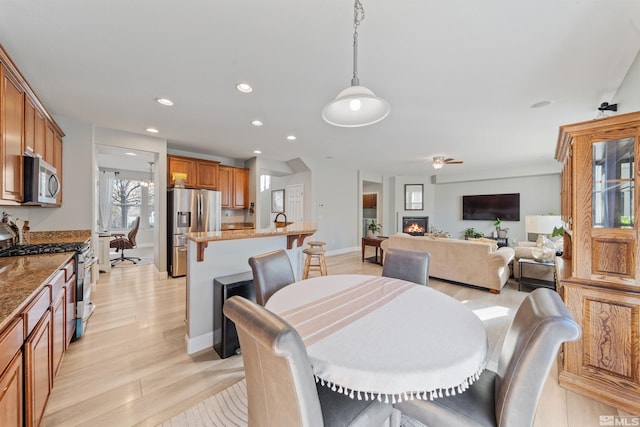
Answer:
[110,216,141,265]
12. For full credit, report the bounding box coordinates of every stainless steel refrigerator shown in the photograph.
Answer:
[167,188,221,277]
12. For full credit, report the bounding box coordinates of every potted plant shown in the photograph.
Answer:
[464,227,483,239]
[493,218,508,238]
[368,220,382,238]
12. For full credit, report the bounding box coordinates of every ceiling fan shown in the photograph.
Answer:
[432,156,463,169]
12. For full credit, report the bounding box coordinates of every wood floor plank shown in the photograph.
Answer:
[42,248,623,426]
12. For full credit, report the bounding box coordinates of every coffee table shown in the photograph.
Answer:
[518,258,556,292]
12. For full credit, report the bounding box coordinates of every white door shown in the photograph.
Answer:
[286,184,304,222]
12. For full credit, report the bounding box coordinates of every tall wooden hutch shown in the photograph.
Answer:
[555,111,640,415]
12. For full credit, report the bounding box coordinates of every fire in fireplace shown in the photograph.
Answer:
[403,216,428,236]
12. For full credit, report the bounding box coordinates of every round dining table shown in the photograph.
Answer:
[265,274,488,403]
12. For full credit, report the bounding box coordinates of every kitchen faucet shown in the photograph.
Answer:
[274,212,287,224]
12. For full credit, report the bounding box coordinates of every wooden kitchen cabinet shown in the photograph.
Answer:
[167,155,221,189]
[363,193,377,209]
[24,311,52,427]
[49,270,66,381]
[196,160,219,189]
[24,96,46,159]
[44,122,54,166]
[0,318,23,427]
[1,63,24,203]
[1,45,64,206]
[0,352,23,427]
[555,111,640,415]
[167,155,196,187]
[219,165,249,209]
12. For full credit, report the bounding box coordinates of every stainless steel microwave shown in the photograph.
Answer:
[23,156,60,205]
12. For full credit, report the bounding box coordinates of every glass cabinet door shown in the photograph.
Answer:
[592,137,634,228]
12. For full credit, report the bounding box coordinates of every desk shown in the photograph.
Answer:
[265,274,487,402]
[361,236,388,264]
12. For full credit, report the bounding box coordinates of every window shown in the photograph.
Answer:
[110,178,155,230]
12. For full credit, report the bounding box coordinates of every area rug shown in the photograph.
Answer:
[157,380,248,427]
[157,379,424,426]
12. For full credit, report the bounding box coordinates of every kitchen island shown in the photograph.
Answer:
[184,222,317,354]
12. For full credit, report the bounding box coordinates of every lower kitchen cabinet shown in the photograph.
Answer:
[25,312,52,427]
[0,352,23,427]
[51,289,65,380]
[0,318,23,427]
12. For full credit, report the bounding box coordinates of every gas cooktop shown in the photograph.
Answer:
[0,242,86,257]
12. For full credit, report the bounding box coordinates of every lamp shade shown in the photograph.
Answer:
[322,85,390,127]
[525,215,562,234]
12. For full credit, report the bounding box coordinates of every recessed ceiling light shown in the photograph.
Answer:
[146,128,159,133]
[125,152,137,156]
[254,150,262,154]
[251,120,263,127]
[286,135,297,141]
[530,100,552,109]
[156,98,174,106]
[236,83,253,93]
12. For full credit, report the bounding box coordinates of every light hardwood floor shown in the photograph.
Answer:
[43,248,626,427]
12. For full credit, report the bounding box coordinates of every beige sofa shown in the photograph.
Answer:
[380,234,514,293]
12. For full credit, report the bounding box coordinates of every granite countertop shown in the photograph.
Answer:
[0,229,91,331]
[0,252,75,331]
[185,221,317,243]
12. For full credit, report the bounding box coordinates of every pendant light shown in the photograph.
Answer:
[322,0,389,127]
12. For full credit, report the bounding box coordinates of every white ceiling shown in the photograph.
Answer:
[1,0,639,176]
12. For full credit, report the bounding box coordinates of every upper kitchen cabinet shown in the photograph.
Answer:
[167,155,220,189]
[555,111,640,415]
[1,63,24,203]
[0,44,65,206]
[219,165,248,209]
[167,155,196,187]
[195,160,219,190]
[24,96,46,159]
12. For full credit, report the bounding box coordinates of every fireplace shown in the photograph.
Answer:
[403,216,428,236]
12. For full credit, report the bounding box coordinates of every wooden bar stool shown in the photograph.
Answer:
[302,247,328,279]
[307,241,326,249]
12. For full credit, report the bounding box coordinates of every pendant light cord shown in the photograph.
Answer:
[351,0,364,86]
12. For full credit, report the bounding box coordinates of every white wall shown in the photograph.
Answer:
[5,117,93,231]
[310,159,359,253]
[614,50,640,112]
[388,176,436,234]
[434,173,561,244]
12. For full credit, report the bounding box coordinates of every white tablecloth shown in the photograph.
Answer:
[265,274,488,403]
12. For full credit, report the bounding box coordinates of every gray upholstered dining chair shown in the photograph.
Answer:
[395,288,581,427]
[382,248,430,286]
[248,249,295,306]
[223,295,398,427]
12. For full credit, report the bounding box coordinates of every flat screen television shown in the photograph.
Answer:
[462,193,520,221]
